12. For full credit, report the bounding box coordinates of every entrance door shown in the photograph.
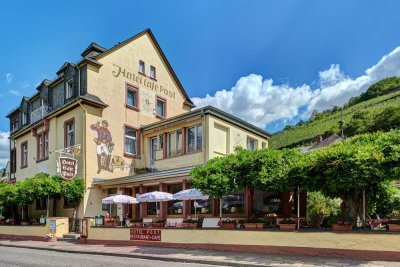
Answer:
[150,137,158,164]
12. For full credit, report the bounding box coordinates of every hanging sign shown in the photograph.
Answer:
[57,157,78,180]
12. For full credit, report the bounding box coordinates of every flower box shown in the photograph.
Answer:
[388,223,400,232]
[182,223,198,229]
[20,221,30,226]
[332,224,352,231]
[243,223,264,229]
[152,223,165,228]
[221,223,236,230]
[105,221,116,227]
[279,224,296,231]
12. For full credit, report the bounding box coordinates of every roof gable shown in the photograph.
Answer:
[96,28,194,107]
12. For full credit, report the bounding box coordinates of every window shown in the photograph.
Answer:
[222,190,245,215]
[247,137,257,151]
[262,142,267,150]
[21,141,28,168]
[156,97,166,118]
[124,126,137,156]
[159,134,164,149]
[167,184,183,215]
[66,80,74,99]
[11,119,18,132]
[36,197,47,210]
[146,186,159,215]
[22,111,28,125]
[10,148,16,174]
[167,130,182,157]
[63,196,75,208]
[37,132,49,161]
[139,60,145,74]
[186,124,203,153]
[150,66,156,79]
[126,85,139,109]
[64,119,75,148]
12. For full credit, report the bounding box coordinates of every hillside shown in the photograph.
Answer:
[270,81,400,149]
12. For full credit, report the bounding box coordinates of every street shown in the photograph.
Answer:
[0,247,217,267]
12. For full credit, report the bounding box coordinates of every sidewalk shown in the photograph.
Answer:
[0,239,398,267]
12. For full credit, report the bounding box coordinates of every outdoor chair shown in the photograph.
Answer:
[165,218,183,228]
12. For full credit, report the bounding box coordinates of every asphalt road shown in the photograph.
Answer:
[0,246,220,267]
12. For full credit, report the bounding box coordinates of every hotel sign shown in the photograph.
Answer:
[57,157,78,180]
[112,64,176,99]
[130,229,161,242]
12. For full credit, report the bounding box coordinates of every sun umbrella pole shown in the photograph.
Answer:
[194,199,196,219]
[219,198,223,224]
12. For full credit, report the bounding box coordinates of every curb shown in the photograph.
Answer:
[0,242,266,267]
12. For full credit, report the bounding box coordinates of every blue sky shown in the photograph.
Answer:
[1,0,400,139]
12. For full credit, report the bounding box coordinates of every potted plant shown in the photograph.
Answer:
[220,218,237,229]
[329,215,352,231]
[44,233,57,242]
[243,217,265,229]
[129,218,143,228]
[182,217,198,228]
[265,214,278,229]
[279,218,297,231]
[387,220,400,232]
[152,217,166,228]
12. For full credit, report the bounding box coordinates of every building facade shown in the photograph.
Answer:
[7,29,303,223]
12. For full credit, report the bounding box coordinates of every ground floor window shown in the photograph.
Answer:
[36,197,47,210]
[107,188,118,217]
[222,190,245,215]
[167,183,183,215]
[146,186,159,215]
[191,199,213,215]
[253,191,281,215]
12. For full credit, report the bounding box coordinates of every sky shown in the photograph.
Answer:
[1,1,400,166]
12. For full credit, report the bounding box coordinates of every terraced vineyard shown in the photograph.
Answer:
[270,90,400,148]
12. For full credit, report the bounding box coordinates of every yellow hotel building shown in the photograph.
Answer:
[6,29,303,224]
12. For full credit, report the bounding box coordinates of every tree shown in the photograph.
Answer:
[306,192,340,228]
[59,177,84,225]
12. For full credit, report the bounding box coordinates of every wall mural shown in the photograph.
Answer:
[91,120,114,174]
[91,120,135,175]
[233,133,243,148]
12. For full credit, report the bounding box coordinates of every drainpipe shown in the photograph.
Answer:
[201,108,206,164]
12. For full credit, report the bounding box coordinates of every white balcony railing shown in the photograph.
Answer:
[31,105,48,124]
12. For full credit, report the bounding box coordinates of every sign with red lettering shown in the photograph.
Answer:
[57,157,78,180]
[130,229,161,242]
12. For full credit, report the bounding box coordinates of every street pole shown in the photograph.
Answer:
[363,191,366,229]
[297,186,300,230]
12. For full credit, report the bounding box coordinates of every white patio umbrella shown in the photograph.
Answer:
[173,189,209,218]
[137,191,173,217]
[102,195,138,224]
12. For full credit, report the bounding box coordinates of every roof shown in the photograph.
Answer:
[306,134,342,152]
[81,42,107,58]
[93,165,198,187]
[141,105,271,139]
[95,28,195,107]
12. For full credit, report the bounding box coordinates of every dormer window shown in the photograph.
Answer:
[22,111,28,125]
[11,118,18,132]
[139,60,145,74]
[66,80,73,99]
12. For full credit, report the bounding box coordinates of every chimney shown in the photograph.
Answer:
[316,135,323,144]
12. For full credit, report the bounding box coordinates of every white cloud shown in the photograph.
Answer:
[192,46,400,129]
[9,90,20,96]
[5,73,13,84]
[0,132,9,168]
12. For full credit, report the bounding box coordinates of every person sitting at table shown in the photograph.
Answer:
[104,212,111,223]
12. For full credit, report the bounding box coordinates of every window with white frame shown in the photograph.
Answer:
[11,119,18,132]
[246,137,257,151]
[186,124,202,153]
[126,85,138,109]
[124,127,137,155]
[66,80,74,99]
[21,142,28,167]
[22,111,28,125]
[156,97,166,118]
[167,130,182,157]
[150,66,156,79]
[139,60,145,74]
[38,134,43,159]
[44,132,49,157]
[66,121,75,147]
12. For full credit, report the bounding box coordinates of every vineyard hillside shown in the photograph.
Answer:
[270,90,400,148]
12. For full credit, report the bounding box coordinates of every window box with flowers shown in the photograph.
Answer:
[279,218,297,231]
[152,217,166,228]
[105,216,120,227]
[242,218,265,230]
[44,233,57,242]
[182,218,199,229]
[388,220,400,232]
[220,218,237,230]
[129,218,143,228]
[329,215,353,231]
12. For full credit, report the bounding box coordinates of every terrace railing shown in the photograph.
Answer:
[31,105,49,124]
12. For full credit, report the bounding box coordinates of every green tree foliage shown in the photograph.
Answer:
[59,177,85,204]
[306,192,340,228]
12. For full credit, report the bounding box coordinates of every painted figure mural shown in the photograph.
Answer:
[91,120,114,173]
